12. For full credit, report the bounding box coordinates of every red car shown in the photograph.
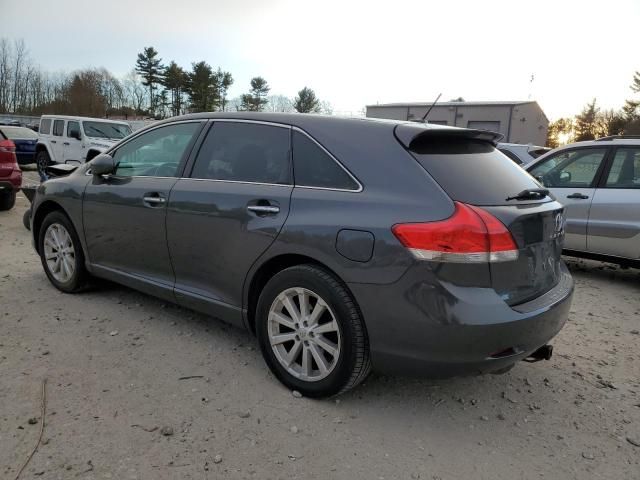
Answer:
[0,131,22,210]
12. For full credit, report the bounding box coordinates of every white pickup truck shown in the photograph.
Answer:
[35,115,132,178]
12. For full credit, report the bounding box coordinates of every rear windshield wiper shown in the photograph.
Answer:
[505,188,549,201]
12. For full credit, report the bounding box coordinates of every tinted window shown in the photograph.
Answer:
[40,118,51,135]
[67,121,80,137]
[498,148,524,165]
[292,131,358,190]
[605,148,640,189]
[191,122,291,184]
[52,120,64,136]
[409,137,542,205]
[112,122,201,177]
[529,148,607,188]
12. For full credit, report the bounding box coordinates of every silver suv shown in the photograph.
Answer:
[527,136,640,266]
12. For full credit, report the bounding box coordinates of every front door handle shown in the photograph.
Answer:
[247,205,280,215]
[63,142,70,146]
[567,193,589,199]
[143,193,166,207]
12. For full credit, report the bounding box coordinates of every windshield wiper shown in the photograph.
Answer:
[505,188,549,201]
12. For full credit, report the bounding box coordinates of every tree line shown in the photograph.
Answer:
[546,72,640,148]
[0,39,331,119]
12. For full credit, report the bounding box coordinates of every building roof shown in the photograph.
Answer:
[366,101,538,108]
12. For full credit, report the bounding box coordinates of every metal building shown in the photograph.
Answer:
[366,101,549,145]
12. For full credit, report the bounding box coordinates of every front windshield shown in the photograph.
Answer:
[83,121,132,140]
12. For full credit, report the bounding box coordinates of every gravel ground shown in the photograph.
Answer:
[1,182,639,480]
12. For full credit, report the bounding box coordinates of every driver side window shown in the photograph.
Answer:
[113,122,201,177]
[529,148,607,188]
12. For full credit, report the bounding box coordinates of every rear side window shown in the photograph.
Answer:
[40,118,51,135]
[191,122,291,184]
[605,147,640,189]
[292,131,359,190]
[498,148,524,165]
[408,137,542,205]
[53,120,64,136]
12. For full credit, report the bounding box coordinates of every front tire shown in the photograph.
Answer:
[36,150,51,179]
[256,264,371,398]
[38,211,89,293]
[0,190,16,211]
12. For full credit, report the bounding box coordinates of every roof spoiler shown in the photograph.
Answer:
[394,124,504,149]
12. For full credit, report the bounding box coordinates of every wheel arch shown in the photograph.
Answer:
[244,253,358,335]
[33,200,70,254]
[35,142,52,157]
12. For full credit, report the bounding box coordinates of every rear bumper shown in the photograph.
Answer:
[348,262,574,377]
[0,170,22,191]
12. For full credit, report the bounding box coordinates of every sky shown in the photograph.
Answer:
[2,0,639,119]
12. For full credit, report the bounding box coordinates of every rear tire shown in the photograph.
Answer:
[38,211,90,293]
[256,264,371,398]
[36,150,51,179]
[0,190,16,211]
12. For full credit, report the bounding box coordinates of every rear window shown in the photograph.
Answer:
[40,118,51,135]
[0,126,38,140]
[408,137,543,206]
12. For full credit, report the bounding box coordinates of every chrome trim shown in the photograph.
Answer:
[143,196,166,204]
[178,177,293,188]
[210,118,292,129]
[247,205,280,214]
[291,127,363,193]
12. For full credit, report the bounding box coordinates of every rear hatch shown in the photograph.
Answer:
[395,124,565,306]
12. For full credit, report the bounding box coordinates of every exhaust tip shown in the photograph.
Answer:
[523,344,553,363]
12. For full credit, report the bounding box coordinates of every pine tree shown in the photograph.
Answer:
[135,47,164,117]
[186,61,217,112]
[293,87,320,113]
[162,61,188,117]
[574,99,600,141]
[240,77,270,111]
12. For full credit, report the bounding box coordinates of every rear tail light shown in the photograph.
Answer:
[0,139,17,165]
[0,139,16,153]
[392,202,519,263]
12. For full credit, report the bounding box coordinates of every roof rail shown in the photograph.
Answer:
[595,135,640,141]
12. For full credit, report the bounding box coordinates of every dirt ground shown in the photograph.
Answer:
[1,183,639,480]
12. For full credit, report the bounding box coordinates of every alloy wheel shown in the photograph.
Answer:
[43,223,76,283]
[267,287,342,382]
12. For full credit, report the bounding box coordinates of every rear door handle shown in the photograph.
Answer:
[567,193,589,199]
[63,142,70,146]
[143,193,166,207]
[247,205,280,215]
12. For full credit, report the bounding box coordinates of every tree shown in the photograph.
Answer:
[240,76,270,111]
[135,47,164,116]
[267,94,294,112]
[599,109,626,137]
[218,70,233,112]
[293,87,320,113]
[546,118,574,148]
[162,61,188,116]
[574,99,601,141]
[186,61,218,112]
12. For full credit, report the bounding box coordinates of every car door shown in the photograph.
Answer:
[587,146,640,259]
[64,120,83,163]
[51,119,65,161]
[83,121,204,298]
[528,147,609,251]
[166,120,293,326]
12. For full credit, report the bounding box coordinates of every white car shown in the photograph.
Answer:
[35,115,132,177]
[498,142,549,166]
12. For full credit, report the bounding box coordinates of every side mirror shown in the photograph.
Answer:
[91,153,115,176]
[559,171,571,184]
[69,129,81,140]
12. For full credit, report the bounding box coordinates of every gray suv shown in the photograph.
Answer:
[30,113,574,397]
